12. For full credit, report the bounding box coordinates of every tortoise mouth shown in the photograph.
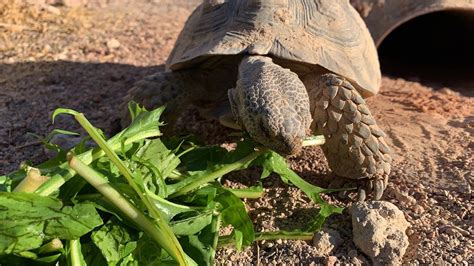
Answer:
[378,10,474,96]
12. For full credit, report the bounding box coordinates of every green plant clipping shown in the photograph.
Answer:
[0,192,102,255]
[0,103,343,265]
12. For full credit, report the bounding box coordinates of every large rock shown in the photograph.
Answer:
[350,201,409,265]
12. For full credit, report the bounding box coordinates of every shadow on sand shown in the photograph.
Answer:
[0,60,163,173]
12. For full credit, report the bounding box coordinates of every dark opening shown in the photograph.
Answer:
[378,10,474,94]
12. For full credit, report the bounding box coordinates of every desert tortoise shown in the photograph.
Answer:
[124,0,392,200]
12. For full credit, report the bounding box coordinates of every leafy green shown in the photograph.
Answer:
[257,151,344,231]
[171,211,213,236]
[91,219,137,265]
[214,188,254,250]
[0,175,12,192]
[0,103,344,265]
[0,192,102,254]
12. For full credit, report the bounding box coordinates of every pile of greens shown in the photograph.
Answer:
[0,103,342,265]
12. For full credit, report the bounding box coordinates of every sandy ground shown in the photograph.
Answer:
[1,2,472,265]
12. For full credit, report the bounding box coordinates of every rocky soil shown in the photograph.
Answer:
[1,1,472,265]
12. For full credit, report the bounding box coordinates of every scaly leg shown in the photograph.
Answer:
[121,70,208,133]
[309,73,392,200]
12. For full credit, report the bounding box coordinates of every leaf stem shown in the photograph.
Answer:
[170,149,265,198]
[13,167,49,193]
[38,238,63,254]
[35,130,159,196]
[226,186,264,199]
[68,239,85,266]
[302,135,325,146]
[68,154,188,266]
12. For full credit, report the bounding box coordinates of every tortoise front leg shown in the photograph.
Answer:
[309,73,392,200]
[121,70,206,133]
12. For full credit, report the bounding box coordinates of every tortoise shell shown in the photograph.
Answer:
[167,0,381,97]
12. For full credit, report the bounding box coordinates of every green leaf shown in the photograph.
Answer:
[178,214,220,266]
[118,105,165,144]
[226,183,264,199]
[51,108,79,124]
[32,105,165,196]
[127,101,148,122]
[168,141,264,197]
[256,151,344,232]
[14,250,63,264]
[214,189,254,250]
[0,175,12,192]
[81,242,108,266]
[257,152,328,202]
[171,211,213,236]
[127,234,176,266]
[134,139,181,198]
[137,139,181,180]
[146,192,195,222]
[0,192,103,254]
[91,219,138,265]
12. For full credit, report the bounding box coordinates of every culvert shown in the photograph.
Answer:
[353,0,474,89]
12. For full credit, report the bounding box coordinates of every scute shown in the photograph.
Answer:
[167,0,381,97]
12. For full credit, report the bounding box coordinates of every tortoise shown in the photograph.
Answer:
[123,0,392,200]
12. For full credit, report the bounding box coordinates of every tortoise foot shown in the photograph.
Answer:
[329,175,388,201]
[311,73,392,200]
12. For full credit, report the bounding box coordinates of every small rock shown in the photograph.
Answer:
[61,0,86,7]
[350,255,365,266]
[351,201,409,266]
[312,228,343,255]
[391,188,416,206]
[325,256,337,266]
[412,205,424,214]
[440,225,470,237]
[107,39,121,49]
[44,5,61,15]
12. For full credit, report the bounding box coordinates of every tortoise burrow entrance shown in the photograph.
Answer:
[377,10,474,96]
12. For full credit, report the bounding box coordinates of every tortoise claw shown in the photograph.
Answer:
[374,179,385,200]
[329,175,387,201]
[357,188,367,202]
[338,190,350,199]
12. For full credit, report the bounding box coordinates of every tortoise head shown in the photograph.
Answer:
[228,56,312,155]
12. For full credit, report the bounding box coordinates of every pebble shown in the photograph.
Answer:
[412,205,425,214]
[440,225,470,236]
[107,38,121,49]
[44,5,61,15]
[312,229,343,255]
[392,188,417,206]
[326,256,337,266]
[62,0,86,7]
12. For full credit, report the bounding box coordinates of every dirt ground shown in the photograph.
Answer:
[1,2,472,265]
